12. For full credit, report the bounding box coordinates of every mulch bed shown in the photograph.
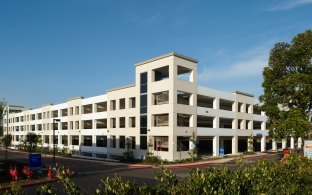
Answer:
[0,160,53,191]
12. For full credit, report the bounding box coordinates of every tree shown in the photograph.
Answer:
[25,132,39,153]
[2,134,12,160]
[0,99,7,136]
[260,30,312,142]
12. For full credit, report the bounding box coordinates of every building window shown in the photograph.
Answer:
[44,135,49,144]
[177,91,192,105]
[75,106,79,115]
[31,114,35,120]
[47,111,50,118]
[219,99,234,111]
[153,91,169,105]
[140,95,147,114]
[119,117,125,128]
[246,104,251,113]
[119,136,125,149]
[111,136,116,148]
[75,121,79,129]
[129,97,136,108]
[70,121,73,130]
[83,104,93,114]
[61,109,68,117]
[119,99,125,109]
[83,136,92,146]
[83,120,93,129]
[70,107,74,115]
[140,115,147,134]
[140,72,148,93]
[52,110,58,118]
[140,136,147,150]
[71,136,79,145]
[37,113,42,120]
[153,66,169,82]
[197,95,214,108]
[31,125,35,131]
[96,102,107,112]
[197,115,213,128]
[177,65,192,82]
[129,136,136,149]
[177,113,191,127]
[154,114,169,127]
[154,136,168,151]
[15,135,19,141]
[53,135,58,145]
[62,135,68,145]
[96,136,107,147]
[37,124,42,131]
[129,117,135,128]
[96,119,107,129]
[62,122,68,130]
[177,136,189,151]
[110,100,116,111]
[110,118,116,128]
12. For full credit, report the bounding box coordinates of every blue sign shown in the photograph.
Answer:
[29,153,42,169]
[219,148,224,156]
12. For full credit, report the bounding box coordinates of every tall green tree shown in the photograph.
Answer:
[0,99,7,136]
[25,132,40,153]
[2,134,12,160]
[260,30,312,141]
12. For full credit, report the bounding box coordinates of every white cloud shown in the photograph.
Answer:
[267,0,312,11]
[198,43,273,82]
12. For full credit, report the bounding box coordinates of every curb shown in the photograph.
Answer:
[128,153,274,169]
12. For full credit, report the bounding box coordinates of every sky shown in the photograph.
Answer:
[0,0,312,109]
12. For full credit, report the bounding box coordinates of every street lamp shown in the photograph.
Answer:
[53,119,60,167]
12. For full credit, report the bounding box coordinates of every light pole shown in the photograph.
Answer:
[5,106,9,135]
[53,119,60,167]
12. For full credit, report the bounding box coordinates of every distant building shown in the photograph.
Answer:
[1,105,26,136]
[4,53,282,161]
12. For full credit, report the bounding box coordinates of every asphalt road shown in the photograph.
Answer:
[0,149,282,194]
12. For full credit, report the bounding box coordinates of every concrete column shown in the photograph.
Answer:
[232,136,238,154]
[282,139,287,149]
[272,139,277,151]
[213,135,220,156]
[290,137,295,149]
[261,136,266,152]
[298,137,303,149]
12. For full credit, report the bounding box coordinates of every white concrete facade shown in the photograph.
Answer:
[3,53,272,161]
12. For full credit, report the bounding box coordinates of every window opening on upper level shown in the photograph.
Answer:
[153,66,169,82]
[253,105,261,115]
[197,115,213,128]
[177,65,192,82]
[96,102,107,112]
[119,99,126,109]
[153,114,169,127]
[177,91,191,105]
[153,91,169,105]
[197,95,214,108]
[219,99,234,111]
[83,104,93,114]
[61,108,68,117]
[177,113,191,127]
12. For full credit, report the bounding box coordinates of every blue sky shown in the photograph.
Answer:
[1,0,311,108]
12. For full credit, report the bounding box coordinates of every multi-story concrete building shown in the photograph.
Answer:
[3,53,281,161]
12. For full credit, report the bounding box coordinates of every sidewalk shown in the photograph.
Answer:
[128,152,275,169]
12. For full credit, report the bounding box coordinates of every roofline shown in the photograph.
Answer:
[67,96,84,102]
[135,52,198,67]
[107,84,135,92]
[233,91,254,97]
